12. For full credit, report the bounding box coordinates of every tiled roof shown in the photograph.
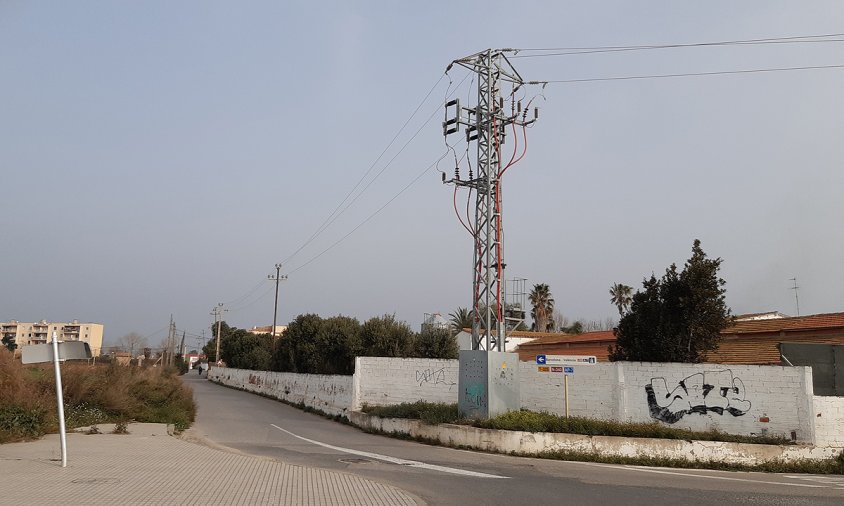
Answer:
[516,330,616,347]
[510,313,844,366]
[723,312,844,335]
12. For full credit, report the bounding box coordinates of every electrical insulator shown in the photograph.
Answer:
[499,97,504,109]
[468,169,473,180]
[517,101,522,113]
[441,172,446,183]
[534,107,539,119]
[455,167,460,180]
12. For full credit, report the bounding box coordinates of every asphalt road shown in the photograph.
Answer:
[184,374,844,506]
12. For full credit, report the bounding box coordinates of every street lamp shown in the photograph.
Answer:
[268,264,287,338]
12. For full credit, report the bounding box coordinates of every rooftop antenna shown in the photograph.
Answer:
[790,277,800,316]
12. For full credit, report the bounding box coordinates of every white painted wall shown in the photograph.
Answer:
[354,357,459,409]
[813,396,844,447]
[208,358,840,446]
[206,367,353,416]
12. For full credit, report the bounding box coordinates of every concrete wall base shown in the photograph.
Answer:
[348,411,842,466]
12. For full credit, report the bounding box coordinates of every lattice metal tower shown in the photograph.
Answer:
[444,49,538,352]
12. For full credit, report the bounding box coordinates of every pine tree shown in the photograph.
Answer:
[609,240,731,363]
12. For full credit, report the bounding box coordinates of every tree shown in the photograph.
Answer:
[1,334,17,353]
[414,326,458,359]
[360,314,415,358]
[529,283,555,333]
[609,240,732,363]
[314,315,362,375]
[551,310,569,333]
[118,332,148,356]
[448,307,473,335]
[609,283,633,316]
[271,314,323,373]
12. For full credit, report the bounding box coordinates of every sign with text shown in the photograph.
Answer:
[543,355,597,366]
[21,342,92,364]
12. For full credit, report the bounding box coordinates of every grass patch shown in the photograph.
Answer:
[470,410,793,446]
[361,401,459,425]
[0,350,196,443]
[361,402,792,446]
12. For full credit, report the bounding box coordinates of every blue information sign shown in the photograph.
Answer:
[536,355,546,365]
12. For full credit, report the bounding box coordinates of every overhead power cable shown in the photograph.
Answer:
[227,284,275,313]
[280,72,454,266]
[536,63,844,84]
[287,145,459,276]
[512,32,844,58]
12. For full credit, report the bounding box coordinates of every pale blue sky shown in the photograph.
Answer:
[2,1,843,347]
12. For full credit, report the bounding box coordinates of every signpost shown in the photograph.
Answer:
[535,355,596,418]
[21,333,92,468]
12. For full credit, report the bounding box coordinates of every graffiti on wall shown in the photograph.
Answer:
[463,383,487,409]
[645,369,751,424]
[415,368,456,387]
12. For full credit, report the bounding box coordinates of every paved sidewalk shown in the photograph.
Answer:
[0,424,420,505]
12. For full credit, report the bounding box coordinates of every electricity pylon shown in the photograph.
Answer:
[443,49,538,352]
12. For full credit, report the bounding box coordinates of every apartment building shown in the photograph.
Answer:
[1,319,104,356]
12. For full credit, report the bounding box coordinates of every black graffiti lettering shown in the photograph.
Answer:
[415,368,456,387]
[646,369,751,424]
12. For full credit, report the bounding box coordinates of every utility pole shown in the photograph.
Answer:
[210,303,227,364]
[443,49,538,352]
[166,315,174,367]
[268,263,287,338]
[790,277,800,316]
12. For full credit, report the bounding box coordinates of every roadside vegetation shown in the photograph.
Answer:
[360,401,844,474]
[203,314,458,374]
[361,401,793,445]
[0,350,196,443]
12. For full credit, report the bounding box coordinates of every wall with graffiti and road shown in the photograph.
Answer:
[209,358,843,447]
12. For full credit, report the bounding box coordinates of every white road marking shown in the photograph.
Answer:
[270,423,507,479]
[783,475,844,489]
[590,464,828,489]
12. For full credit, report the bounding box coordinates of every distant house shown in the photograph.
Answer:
[707,312,844,365]
[456,329,546,352]
[515,330,616,363]
[512,312,844,366]
[248,325,287,336]
[421,313,451,333]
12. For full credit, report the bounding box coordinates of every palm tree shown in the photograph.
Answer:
[609,283,633,316]
[529,284,555,333]
[448,307,473,334]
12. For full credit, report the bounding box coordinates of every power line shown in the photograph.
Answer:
[512,32,844,58]
[222,278,267,307]
[302,71,472,248]
[535,63,844,84]
[227,284,275,313]
[287,145,457,276]
[280,72,454,266]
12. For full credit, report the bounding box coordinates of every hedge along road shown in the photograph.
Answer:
[181,374,844,506]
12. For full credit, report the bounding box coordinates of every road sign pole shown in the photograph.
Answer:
[51,331,67,467]
[564,374,569,419]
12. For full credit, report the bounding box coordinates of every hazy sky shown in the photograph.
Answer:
[3,1,843,348]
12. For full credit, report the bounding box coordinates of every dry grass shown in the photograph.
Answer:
[0,350,196,443]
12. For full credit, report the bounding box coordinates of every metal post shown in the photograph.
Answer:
[564,375,570,419]
[51,331,67,467]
